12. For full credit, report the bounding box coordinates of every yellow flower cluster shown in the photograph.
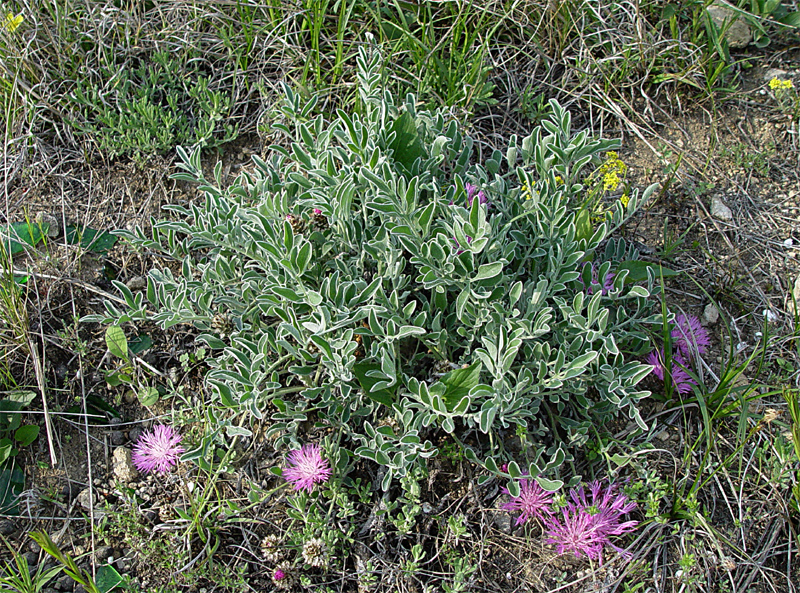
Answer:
[597,151,627,193]
[769,77,794,91]
[521,182,534,200]
[2,12,23,32]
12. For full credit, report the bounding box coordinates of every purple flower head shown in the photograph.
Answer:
[312,208,322,215]
[671,314,710,360]
[547,506,605,561]
[132,425,185,474]
[283,444,332,493]
[646,349,697,394]
[580,262,615,296]
[273,568,285,581]
[465,183,489,207]
[501,478,554,526]
[546,481,638,563]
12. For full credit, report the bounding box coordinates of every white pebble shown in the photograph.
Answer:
[785,238,795,248]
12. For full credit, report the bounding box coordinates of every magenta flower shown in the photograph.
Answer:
[465,183,488,207]
[580,262,615,296]
[274,568,285,581]
[131,425,185,474]
[283,444,332,493]
[646,349,696,394]
[312,208,322,215]
[500,478,554,526]
[671,314,710,359]
[546,481,638,562]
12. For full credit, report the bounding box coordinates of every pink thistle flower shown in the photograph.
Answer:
[131,425,185,474]
[283,444,332,493]
[500,478,554,526]
[546,505,605,560]
[312,208,322,215]
[546,481,638,562]
[646,349,696,394]
[273,568,285,581]
[671,314,710,360]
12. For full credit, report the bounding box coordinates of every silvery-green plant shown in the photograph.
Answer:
[86,44,661,494]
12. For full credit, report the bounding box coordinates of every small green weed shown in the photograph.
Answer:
[0,535,62,593]
[71,51,238,160]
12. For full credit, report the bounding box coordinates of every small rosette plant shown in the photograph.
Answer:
[86,44,661,491]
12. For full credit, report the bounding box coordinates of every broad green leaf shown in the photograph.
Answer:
[352,362,396,407]
[388,111,425,170]
[138,386,159,407]
[105,325,128,359]
[65,226,118,253]
[14,425,39,447]
[96,564,126,593]
[617,261,678,283]
[128,335,152,354]
[439,362,482,412]
[1,222,45,255]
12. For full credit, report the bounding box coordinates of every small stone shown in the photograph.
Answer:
[703,303,720,325]
[112,447,139,484]
[76,488,95,511]
[110,431,125,446]
[57,574,74,591]
[785,238,794,248]
[492,510,512,533]
[763,309,778,323]
[35,212,61,238]
[94,546,113,562]
[0,519,15,535]
[125,276,147,291]
[763,68,788,82]
[129,427,142,443]
[655,430,670,442]
[707,3,752,48]
[24,551,38,566]
[711,196,733,222]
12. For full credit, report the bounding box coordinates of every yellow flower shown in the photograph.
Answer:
[554,175,563,185]
[521,182,534,200]
[619,194,630,208]
[603,170,621,192]
[769,77,794,91]
[2,12,23,32]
